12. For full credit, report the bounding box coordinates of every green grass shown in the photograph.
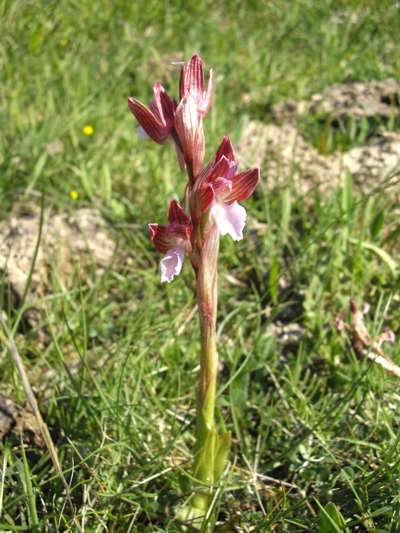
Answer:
[296,113,400,155]
[1,0,400,530]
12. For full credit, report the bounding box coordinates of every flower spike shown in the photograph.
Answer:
[128,53,261,522]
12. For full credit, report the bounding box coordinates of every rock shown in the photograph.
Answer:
[0,394,14,440]
[0,394,44,447]
[341,131,400,187]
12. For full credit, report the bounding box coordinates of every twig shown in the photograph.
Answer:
[337,299,400,378]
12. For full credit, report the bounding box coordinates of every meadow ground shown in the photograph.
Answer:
[1,0,400,530]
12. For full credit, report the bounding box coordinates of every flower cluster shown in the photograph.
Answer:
[128,54,260,283]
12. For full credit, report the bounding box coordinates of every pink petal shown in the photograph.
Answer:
[212,177,232,196]
[168,200,191,226]
[190,182,215,222]
[174,95,205,179]
[183,54,204,99]
[149,223,190,253]
[149,83,176,129]
[199,183,215,215]
[160,246,185,283]
[180,55,212,115]
[170,136,186,171]
[205,156,234,185]
[200,68,213,115]
[149,201,192,254]
[215,136,236,165]
[224,168,260,203]
[211,201,247,241]
[149,224,171,253]
[128,97,169,144]
[179,64,186,100]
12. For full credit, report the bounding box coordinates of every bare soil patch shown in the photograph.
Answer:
[238,79,400,192]
[0,206,116,333]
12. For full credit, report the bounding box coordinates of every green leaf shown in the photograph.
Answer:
[101,162,112,204]
[280,189,291,244]
[341,171,353,217]
[193,428,217,486]
[26,151,48,194]
[317,502,347,533]
[269,256,280,304]
[19,446,39,529]
[370,210,385,239]
[353,240,397,277]
[214,431,231,482]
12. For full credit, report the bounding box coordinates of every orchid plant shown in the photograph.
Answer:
[128,54,260,526]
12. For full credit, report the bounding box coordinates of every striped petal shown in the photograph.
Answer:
[215,136,236,165]
[149,83,176,128]
[128,97,169,144]
[128,84,176,144]
[149,223,190,254]
[200,68,213,115]
[180,54,213,115]
[174,95,205,179]
[181,54,204,100]
[149,201,192,254]
[205,156,234,184]
[224,168,260,203]
[168,199,191,226]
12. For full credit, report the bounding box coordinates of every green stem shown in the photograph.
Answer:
[178,220,231,528]
[196,237,218,436]
[192,219,219,513]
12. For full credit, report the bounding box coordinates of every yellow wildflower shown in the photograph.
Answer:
[69,190,78,201]
[82,124,94,136]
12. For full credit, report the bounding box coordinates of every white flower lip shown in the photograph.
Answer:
[210,201,247,241]
[160,246,185,283]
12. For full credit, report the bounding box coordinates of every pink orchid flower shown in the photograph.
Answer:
[149,200,192,283]
[179,54,213,115]
[128,82,177,144]
[128,54,212,179]
[174,55,213,180]
[128,83,186,170]
[191,137,259,241]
